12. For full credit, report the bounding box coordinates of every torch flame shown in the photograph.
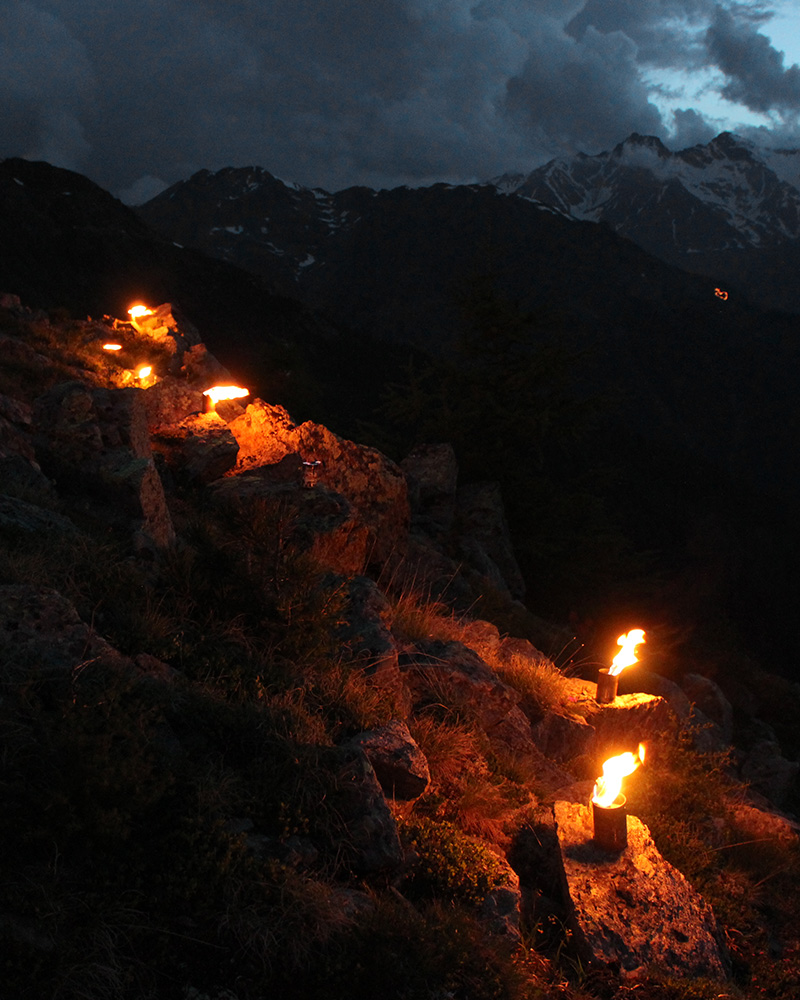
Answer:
[128,304,154,320]
[137,366,152,379]
[609,628,645,677]
[102,343,123,351]
[592,743,645,807]
[203,385,250,406]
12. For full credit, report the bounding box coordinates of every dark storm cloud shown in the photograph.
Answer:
[706,5,800,115]
[0,0,797,200]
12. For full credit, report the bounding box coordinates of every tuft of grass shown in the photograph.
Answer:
[490,649,595,722]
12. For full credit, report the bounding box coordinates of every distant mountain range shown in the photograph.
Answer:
[137,130,800,317]
[488,131,800,315]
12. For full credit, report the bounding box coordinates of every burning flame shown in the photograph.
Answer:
[137,366,152,380]
[592,744,645,807]
[609,628,645,677]
[128,304,154,321]
[714,288,728,300]
[103,343,123,351]
[203,385,250,406]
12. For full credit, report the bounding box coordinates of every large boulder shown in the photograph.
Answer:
[348,719,430,800]
[551,800,730,980]
[210,472,373,577]
[33,381,174,549]
[338,576,410,714]
[229,399,409,567]
[456,482,525,600]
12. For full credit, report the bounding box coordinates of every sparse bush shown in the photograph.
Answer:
[399,816,507,907]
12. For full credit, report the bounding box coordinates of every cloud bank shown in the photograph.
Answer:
[1,0,799,201]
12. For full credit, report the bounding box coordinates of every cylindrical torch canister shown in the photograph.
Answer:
[596,668,618,704]
[592,794,628,851]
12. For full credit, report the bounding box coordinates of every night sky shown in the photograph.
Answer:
[2,0,800,203]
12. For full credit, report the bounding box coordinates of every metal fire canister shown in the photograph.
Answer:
[592,794,628,851]
[302,460,322,488]
[596,668,619,705]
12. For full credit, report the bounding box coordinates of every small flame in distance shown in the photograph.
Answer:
[103,343,122,351]
[609,628,645,677]
[203,385,250,406]
[137,366,152,380]
[592,744,645,807]
[714,288,728,300]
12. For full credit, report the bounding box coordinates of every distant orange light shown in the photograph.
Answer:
[203,385,250,406]
[103,343,122,351]
[137,366,152,380]
[714,288,728,300]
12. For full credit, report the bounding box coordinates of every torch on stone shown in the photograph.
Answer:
[596,627,645,704]
[591,743,645,851]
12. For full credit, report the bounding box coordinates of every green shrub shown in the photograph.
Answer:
[399,816,507,907]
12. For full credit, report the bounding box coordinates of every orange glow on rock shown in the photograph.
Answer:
[592,744,645,807]
[203,385,250,406]
[609,628,645,677]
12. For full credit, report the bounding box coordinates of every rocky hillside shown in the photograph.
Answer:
[2,294,800,999]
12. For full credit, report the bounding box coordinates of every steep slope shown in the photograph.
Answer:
[489,131,800,314]
[0,157,344,411]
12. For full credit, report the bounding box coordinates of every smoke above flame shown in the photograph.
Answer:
[609,628,645,677]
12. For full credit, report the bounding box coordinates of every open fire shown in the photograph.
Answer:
[591,744,645,850]
[203,385,250,409]
[596,628,645,704]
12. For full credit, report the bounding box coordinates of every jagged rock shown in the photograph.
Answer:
[338,576,410,714]
[229,398,409,566]
[401,443,458,537]
[619,668,693,723]
[0,495,78,536]
[33,381,175,549]
[0,393,36,465]
[552,799,729,980]
[589,692,677,757]
[681,672,734,743]
[142,376,205,430]
[739,740,799,806]
[210,472,372,576]
[332,747,404,874]
[486,704,539,756]
[127,301,201,357]
[383,532,476,608]
[532,712,595,762]
[0,455,57,505]
[349,719,430,800]
[399,639,520,729]
[152,412,239,483]
[456,482,525,600]
[480,857,522,942]
[402,443,459,504]
[726,798,800,844]
[458,618,502,662]
[0,584,128,676]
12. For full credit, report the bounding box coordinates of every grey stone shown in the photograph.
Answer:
[349,719,430,800]
[681,673,734,743]
[553,800,730,980]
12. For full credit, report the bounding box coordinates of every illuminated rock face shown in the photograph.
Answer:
[229,398,409,567]
[552,800,729,980]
